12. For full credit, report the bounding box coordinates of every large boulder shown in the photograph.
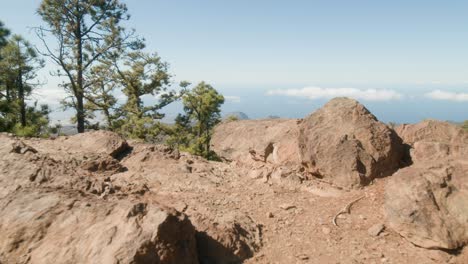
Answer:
[410,140,468,164]
[385,161,468,250]
[28,130,129,158]
[298,97,405,188]
[386,120,468,250]
[0,189,199,264]
[211,119,302,167]
[0,134,127,199]
[396,120,468,146]
[396,120,468,163]
[193,212,263,264]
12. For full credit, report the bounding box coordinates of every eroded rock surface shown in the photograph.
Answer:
[386,120,468,250]
[213,98,407,188]
[0,132,263,264]
[1,98,468,263]
[396,120,468,146]
[396,120,468,163]
[299,97,405,188]
[211,119,302,167]
[0,189,198,264]
[385,161,468,250]
[194,212,263,264]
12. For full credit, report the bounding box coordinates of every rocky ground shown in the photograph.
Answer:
[0,97,467,263]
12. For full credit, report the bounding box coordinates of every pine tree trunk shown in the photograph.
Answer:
[76,94,85,133]
[104,109,112,129]
[76,11,85,133]
[18,72,26,127]
[6,83,10,102]
[197,113,203,154]
[17,40,26,127]
[205,128,210,158]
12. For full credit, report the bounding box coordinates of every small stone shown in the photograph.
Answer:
[322,227,331,235]
[267,212,274,218]
[368,223,385,236]
[180,164,192,173]
[297,254,309,260]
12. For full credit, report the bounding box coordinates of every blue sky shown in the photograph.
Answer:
[1,0,468,123]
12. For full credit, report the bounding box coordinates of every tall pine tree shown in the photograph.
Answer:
[37,0,132,133]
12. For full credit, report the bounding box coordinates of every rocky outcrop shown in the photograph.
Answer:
[386,120,468,250]
[0,131,266,263]
[194,212,263,264]
[0,189,198,264]
[410,140,468,164]
[211,119,302,167]
[66,130,130,158]
[0,133,200,263]
[0,135,125,199]
[27,130,129,158]
[385,161,468,250]
[396,120,468,146]
[299,97,405,188]
[396,120,468,163]
[212,98,407,188]
[2,107,467,262]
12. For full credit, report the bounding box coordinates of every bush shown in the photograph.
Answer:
[12,124,40,137]
[224,115,239,122]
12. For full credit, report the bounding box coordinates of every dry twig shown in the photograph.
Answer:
[333,195,365,227]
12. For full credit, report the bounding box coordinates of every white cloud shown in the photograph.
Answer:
[224,95,241,103]
[267,87,403,101]
[425,90,468,102]
[33,86,68,107]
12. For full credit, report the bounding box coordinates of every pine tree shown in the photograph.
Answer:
[0,21,9,48]
[111,48,178,139]
[84,62,118,129]
[37,0,133,133]
[0,35,46,134]
[171,81,224,159]
[0,35,44,127]
[0,20,11,101]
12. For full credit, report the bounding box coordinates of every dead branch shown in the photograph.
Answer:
[333,195,365,227]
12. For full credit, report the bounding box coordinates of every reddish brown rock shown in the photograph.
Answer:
[299,97,405,188]
[385,161,468,250]
[396,120,468,163]
[26,130,129,158]
[395,120,468,146]
[211,119,302,167]
[2,118,464,263]
[386,120,468,250]
[193,212,263,264]
[0,189,198,264]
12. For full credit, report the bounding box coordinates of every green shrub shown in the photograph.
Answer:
[12,124,39,137]
[225,115,239,122]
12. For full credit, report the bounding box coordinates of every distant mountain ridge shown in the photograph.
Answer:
[223,112,250,120]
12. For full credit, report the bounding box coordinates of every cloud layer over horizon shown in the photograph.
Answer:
[267,87,403,101]
[425,90,468,102]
